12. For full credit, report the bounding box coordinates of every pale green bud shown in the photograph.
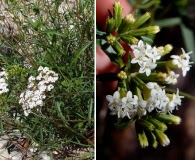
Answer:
[157,72,167,81]
[122,26,160,37]
[148,118,168,131]
[157,46,164,54]
[106,34,116,45]
[154,129,170,147]
[118,87,127,98]
[148,132,158,148]
[120,35,138,44]
[117,71,127,79]
[106,18,115,34]
[112,40,126,56]
[118,14,135,33]
[131,12,151,29]
[137,129,149,148]
[113,1,123,30]
[164,44,173,55]
[154,114,182,125]
[136,119,155,131]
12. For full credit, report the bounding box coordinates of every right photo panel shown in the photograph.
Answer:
[96,0,195,159]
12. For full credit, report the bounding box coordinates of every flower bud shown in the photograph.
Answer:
[154,129,170,147]
[130,26,160,37]
[113,1,123,30]
[112,40,126,56]
[148,118,168,131]
[118,86,127,98]
[117,71,127,79]
[157,46,164,54]
[137,129,149,148]
[163,44,173,55]
[136,119,155,131]
[131,12,151,29]
[118,14,135,33]
[145,130,158,148]
[121,26,160,37]
[154,114,182,125]
[148,132,158,148]
[106,17,115,34]
[106,34,116,45]
[157,72,167,81]
[120,35,138,44]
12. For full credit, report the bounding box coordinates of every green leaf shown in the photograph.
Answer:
[88,98,93,125]
[70,41,92,67]
[154,18,181,27]
[180,23,195,62]
[41,29,66,37]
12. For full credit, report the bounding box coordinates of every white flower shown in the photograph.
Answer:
[146,82,161,92]
[36,99,43,106]
[43,67,49,73]
[165,71,179,84]
[38,66,44,71]
[180,48,191,61]
[24,109,31,116]
[0,70,7,77]
[47,84,54,91]
[171,48,193,76]
[131,40,145,53]
[0,69,9,95]
[109,105,126,118]
[38,84,47,92]
[164,89,184,113]
[139,59,157,76]
[107,91,138,119]
[124,107,137,119]
[121,91,138,109]
[145,82,171,113]
[131,51,148,65]
[172,88,184,106]
[146,96,160,112]
[0,78,5,83]
[27,82,34,89]
[181,60,191,77]
[158,89,169,110]
[106,91,121,108]
[36,74,43,80]
[28,75,35,82]
[131,40,159,76]
[145,45,161,63]
[137,100,147,117]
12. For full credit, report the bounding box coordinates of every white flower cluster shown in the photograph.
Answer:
[0,69,9,95]
[106,82,183,119]
[165,71,179,85]
[19,66,58,116]
[171,48,193,76]
[130,41,193,79]
[131,40,161,76]
[146,82,183,114]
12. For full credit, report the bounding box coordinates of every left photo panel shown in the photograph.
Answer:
[0,0,94,159]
